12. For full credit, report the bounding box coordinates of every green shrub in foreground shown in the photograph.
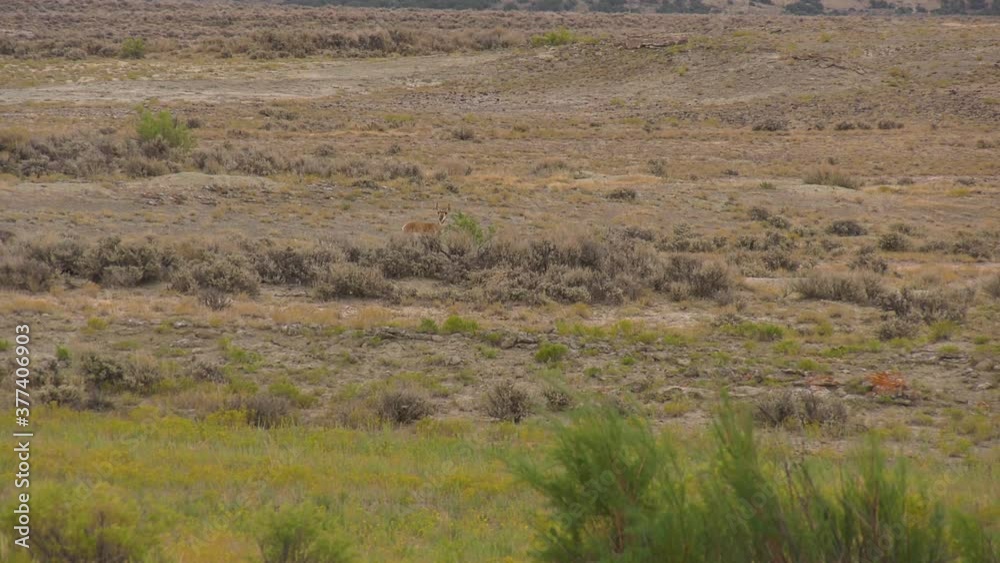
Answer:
[3,482,156,562]
[512,400,997,562]
[256,500,354,563]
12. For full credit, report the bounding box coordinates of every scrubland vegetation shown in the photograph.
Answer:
[0,2,998,561]
[0,399,996,561]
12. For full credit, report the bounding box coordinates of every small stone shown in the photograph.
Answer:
[974,360,994,372]
[729,386,765,398]
[517,334,539,345]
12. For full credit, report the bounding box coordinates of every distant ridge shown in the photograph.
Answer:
[287,0,1000,15]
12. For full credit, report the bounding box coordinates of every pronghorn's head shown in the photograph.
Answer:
[436,204,451,225]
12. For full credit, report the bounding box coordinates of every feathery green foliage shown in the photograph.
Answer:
[449,211,493,245]
[120,37,147,59]
[3,482,157,562]
[513,400,997,562]
[441,314,479,334]
[535,341,569,363]
[136,108,194,150]
[256,501,354,563]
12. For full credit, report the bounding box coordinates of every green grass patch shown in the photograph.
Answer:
[219,337,263,372]
[268,379,318,408]
[928,319,958,342]
[772,339,801,355]
[723,321,785,342]
[84,317,109,332]
[441,315,479,335]
[56,345,71,362]
[820,340,883,358]
[530,28,580,47]
[535,341,569,364]
[120,37,146,59]
[417,318,439,334]
[0,406,537,562]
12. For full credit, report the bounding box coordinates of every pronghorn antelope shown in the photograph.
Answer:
[402,204,450,234]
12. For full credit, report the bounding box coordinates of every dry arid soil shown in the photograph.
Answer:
[0,2,998,562]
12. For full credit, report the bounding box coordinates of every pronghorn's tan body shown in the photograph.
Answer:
[402,205,450,234]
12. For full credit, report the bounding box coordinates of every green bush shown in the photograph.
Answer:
[535,341,569,363]
[510,405,667,560]
[441,315,479,334]
[512,401,986,563]
[417,318,439,334]
[449,211,492,245]
[78,352,126,392]
[269,379,317,408]
[255,500,354,563]
[530,28,579,47]
[120,37,147,59]
[136,107,194,150]
[4,482,157,562]
[928,319,958,342]
[723,321,785,342]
